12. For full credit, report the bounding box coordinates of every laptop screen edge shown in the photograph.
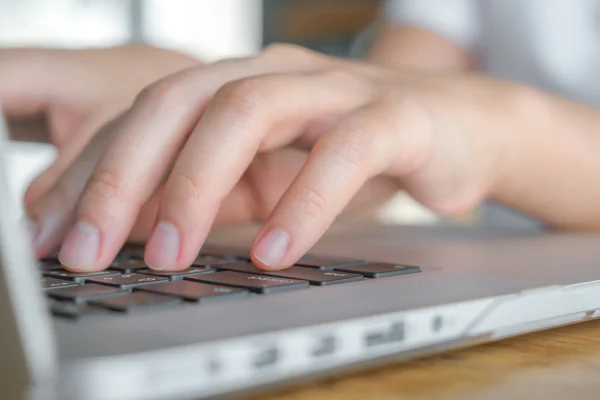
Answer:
[0,104,58,395]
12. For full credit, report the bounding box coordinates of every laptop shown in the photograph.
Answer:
[3,109,600,400]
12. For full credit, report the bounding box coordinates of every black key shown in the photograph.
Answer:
[136,280,248,302]
[40,256,59,263]
[51,302,108,319]
[218,263,363,286]
[115,244,145,260]
[193,256,245,267]
[336,263,421,278]
[48,283,127,302]
[185,271,309,294]
[138,266,215,280]
[38,262,64,272]
[108,260,149,273]
[41,277,79,290]
[91,292,181,312]
[199,246,251,260]
[295,255,366,270]
[44,269,119,283]
[88,273,169,289]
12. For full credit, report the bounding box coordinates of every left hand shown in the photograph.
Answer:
[27,44,511,271]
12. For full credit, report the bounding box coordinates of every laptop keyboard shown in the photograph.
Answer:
[40,245,421,320]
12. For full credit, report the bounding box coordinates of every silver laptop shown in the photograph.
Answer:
[3,109,600,400]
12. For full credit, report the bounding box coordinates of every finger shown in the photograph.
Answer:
[24,106,123,206]
[144,71,370,270]
[251,97,433,270]
[56,49,328,271]
[25,116,124,259]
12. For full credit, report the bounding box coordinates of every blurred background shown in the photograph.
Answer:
[0,0,437,224]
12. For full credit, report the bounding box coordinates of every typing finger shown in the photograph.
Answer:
[251,96,433,270]
[26,116,123,258]
[144,71,369,270]
[55,47,330,271]
[24,106,123,206]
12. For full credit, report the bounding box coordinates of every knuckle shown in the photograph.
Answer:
[260,43,315,61]
[86,170,129,203]
[296,185,328,219]
[169,170,202,201]
[321,68,360,86]
[388,94,433,139]
[327,125,374,170]
[215,78,265,119]
[135,75,189,112]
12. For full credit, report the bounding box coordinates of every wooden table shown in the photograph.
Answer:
[209,224,600,400]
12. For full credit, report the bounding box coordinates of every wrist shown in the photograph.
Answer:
[482,82,548,203]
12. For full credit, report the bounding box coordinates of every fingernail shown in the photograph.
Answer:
[58,220,100,270]
[253,228,290,268]
[145,222,180,270]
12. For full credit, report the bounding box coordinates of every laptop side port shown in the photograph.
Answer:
[364,322,404,348]
[311,335,336,357]
[252,347,279,369]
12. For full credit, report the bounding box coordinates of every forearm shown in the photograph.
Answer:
[366,24,474,71]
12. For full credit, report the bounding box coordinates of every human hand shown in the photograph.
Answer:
[0,44,199,206]
[26,44,513,271]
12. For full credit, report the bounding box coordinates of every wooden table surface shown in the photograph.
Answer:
[248,320,600,400]
[209,223,600,400]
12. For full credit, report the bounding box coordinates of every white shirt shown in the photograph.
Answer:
[383,0,600,107]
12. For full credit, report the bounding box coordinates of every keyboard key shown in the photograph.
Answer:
[44,269,119,283]
[48,283,127,302]
[138,267,215,280]
[108,260,149,273]
[218,263,363,286]
[91,292,181,312]
[115,244,145,260]
[199,246,251,260]
[136,280,248,302]
[185,271,309,294]
[295,255,366,270]
[51,302,108,319]
[335,263,421,278]
[88,273,169,289]
[38,262,64,272]
[41,277,79,290]
[193,256,245,267]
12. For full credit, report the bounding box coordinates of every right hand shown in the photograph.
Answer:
[0,44,199,206]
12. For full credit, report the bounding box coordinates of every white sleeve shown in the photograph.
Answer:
[381,0,481,52]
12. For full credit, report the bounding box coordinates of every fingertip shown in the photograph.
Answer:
[58,220,102,272]
[251,226,291,270]
[144,221,181,271]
